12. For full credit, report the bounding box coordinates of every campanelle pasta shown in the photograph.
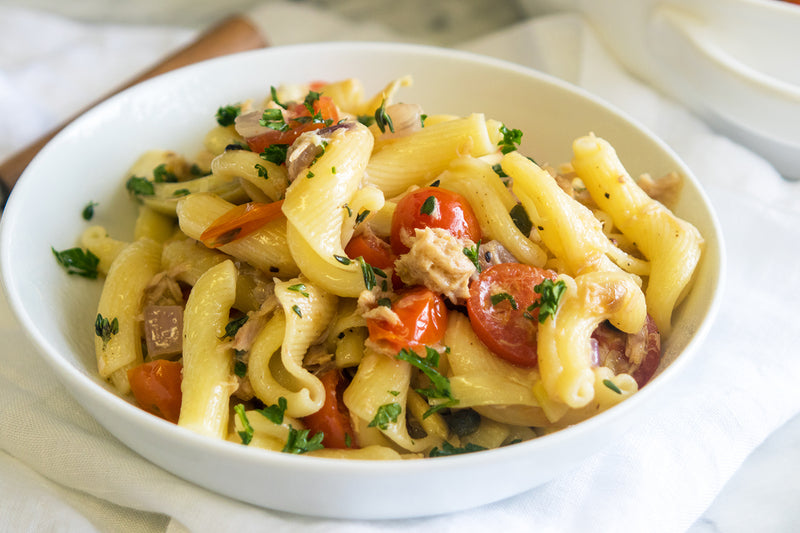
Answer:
[75,76,703,459]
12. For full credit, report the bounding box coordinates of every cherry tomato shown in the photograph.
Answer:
[390,187,482,255]
[245,96,339,153]
[127,359,183,423]
[302,368,356,449]
[367,286,448,355]
[345,231,402,289]
[466,263,558,367]
[199,200,285,248]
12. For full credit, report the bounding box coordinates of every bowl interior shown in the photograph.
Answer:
[0,42,724,519]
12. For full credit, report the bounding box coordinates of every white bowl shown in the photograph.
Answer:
[553,0,800,179]
[0,42,724,519]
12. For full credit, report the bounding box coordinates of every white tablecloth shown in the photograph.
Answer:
[1,3,799,532]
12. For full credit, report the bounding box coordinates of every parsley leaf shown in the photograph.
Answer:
[82,201,98,221]
[94,313,119,348]
[270,86,286,109]
[603,379,623,394]
[291,304,303,318]
[234,359,247,378]
[420,195,437,216]
[259,108,289,131]
[374,98,395,134]
[224,315,248,339]
[257,397,288,425]
[509,204,532,237]
[527,278,568,323]
[282,426,325,454]
[368,402,402,430]
[498,124,523,154]
[287,283,309,297]
[462,240,481,273]
[153,163,177,183]
[215,104,241,126]
[125,176,155,197]
[234,404,254,445]
[490,292,518,310]
[429,441,487,457]
[52,247,100,279]
[396,347,458,417]
[260,144,289,165]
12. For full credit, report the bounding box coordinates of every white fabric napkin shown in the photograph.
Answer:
[2,4,799,533]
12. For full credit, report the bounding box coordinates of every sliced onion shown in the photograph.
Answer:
[382,103,423,139]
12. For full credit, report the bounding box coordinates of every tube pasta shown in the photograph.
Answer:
[95,238,162,393]
[571,135,704,334]
[178,259,238,439]
[78,76,703,461]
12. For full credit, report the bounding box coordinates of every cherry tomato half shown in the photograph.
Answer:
[390,187,482,255]
[345,231,403,289]
[127,359,183,423]
[245,96,339,153]
[302,368,356,449]
[466,263,558,367]
[367,286,448,355]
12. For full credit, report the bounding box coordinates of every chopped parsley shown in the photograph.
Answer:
[291,304,303,318]
[259,108,289,131]
[498,124,523,154]
[282,426,325,454]
[153,164,177,183]
[125,176,155,197]
[333,254,351,265]
[420,195,437,216]
[396,347,458,418]
[260,144,289,165]
[368,402,402,430]
[270,86,286,109]
[357,115,376,127]
[355,209,370,225]
[287,283,309,297]
[374,98,395,134]
[215,104,241,126]
[82,201,98,221]
[234,404,254,445]
[492,163,508,178]
[52,247,100,278]
[510,204,532,237]
[224,315,248,339]
[357,257,386,291]
[429,441,487,457]
[255,163,269,178]
[526,279,567,323]
[257,396,288,425]
[603,379,623,394]
[234,359,247,378]
[490,292,518,310]
[462,240,481,272]
[172,189,191,197]
[94,313,119,348]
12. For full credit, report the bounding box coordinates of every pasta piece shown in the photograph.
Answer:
[283,122,381,297]
[203,124,245,156]
[365,114,496,198]
[437,156,547,267]
[134,205,175,243]
[571,135,704,334]
[177,192,299,278]
[210,150,288,203]
[537,271,646,409]
[80,226,128,275]
[444,312,548,427]
[178,259,238,439]
[344,350,441,453]
[95,238,162,393]
[504,151,650,278]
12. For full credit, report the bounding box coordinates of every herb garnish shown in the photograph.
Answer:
[282,426,325,454]
[355,209,370,225]
[526,279,567,323]
[270,86,286,109]
[374,98,395,134]
[420,195,437,216]
[498,124,523,154]
[291,304,303,318]
[509,204,532,236]
[234,359,247,378]
[490,292,518,310]
[603,379,622,394]
[260,108,289,131]
[52,247,100,278]
[125,176,155,197]
[257,397,288,424]
[462,240,481,273]
[260,144,289,165]
[224,315,248,339]
[396,347,458,418]
[255,163,269,178]
[153,164,177,183]
[94,313,119,348]
[287,283,309,297]
[82,201,98,221]
[368,402,402,430]
[234,404,254,445]
[215,104,241,126]
[429,441,487,457]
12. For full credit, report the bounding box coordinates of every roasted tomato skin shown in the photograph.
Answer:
[466,263,558,367]
[390,187,482,255]
[366,286,448,355]
[302,368,356,449]
[127,359,183,423]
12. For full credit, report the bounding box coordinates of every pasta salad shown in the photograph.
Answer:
[54,77,703,459]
